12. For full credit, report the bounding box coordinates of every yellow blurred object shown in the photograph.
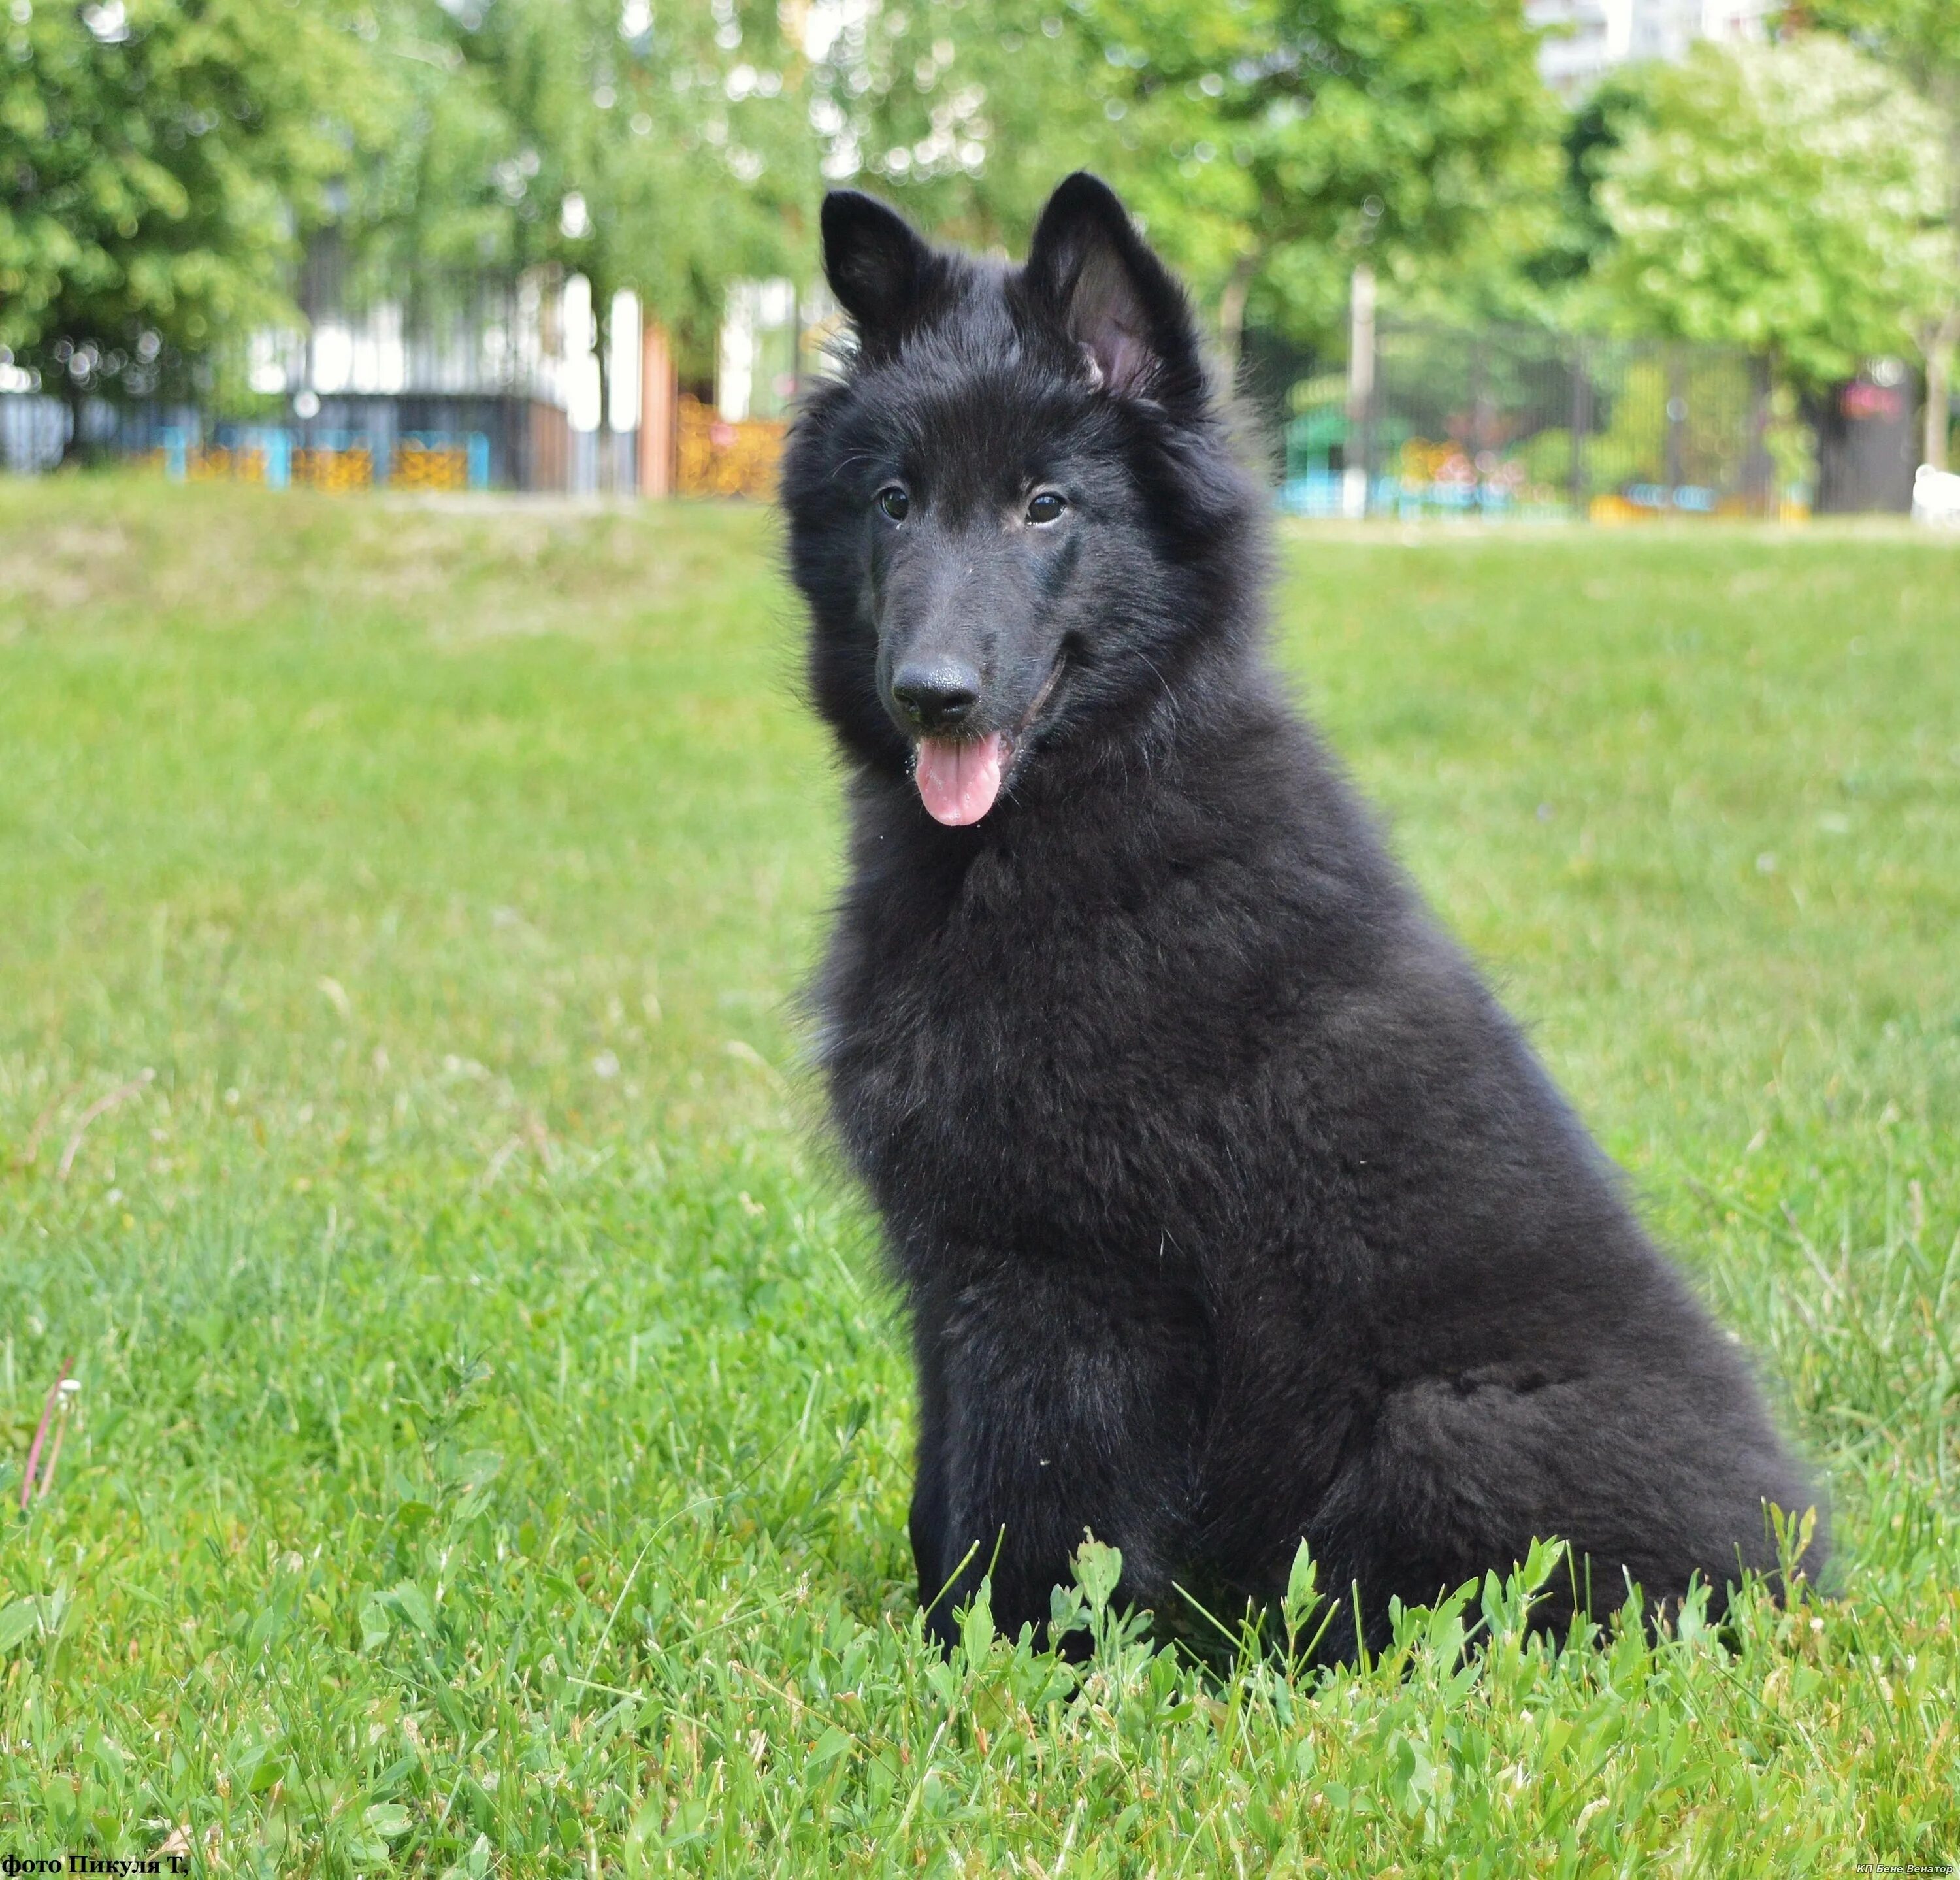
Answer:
[292,446,374,492]
[1588,494,1648,525]
[676,395,785,499]
[1399,438,1468,484]
[393,442,468,491]
[185,446,265,484]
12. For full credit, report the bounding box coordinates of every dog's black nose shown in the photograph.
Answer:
[892,659,981,734]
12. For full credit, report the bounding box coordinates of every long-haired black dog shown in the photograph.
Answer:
[782,173,1822,1658]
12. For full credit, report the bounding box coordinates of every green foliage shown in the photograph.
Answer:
[1518,424,1576,492]
[1539,355,1804,501]
[0,0,372,409]
[840,0,1562,348]
[414,0,821,360]
[1810,0,1960,457]
[815,1,1113,252]
[1812,0,1960,105]
[1,482,1958,1868]
[1593,36,1955,388]
[1509,68,1652,315]
[0,0,826,410]
[14,0,1959,415]
[1091,0,1563,342]
[326,1,539,290]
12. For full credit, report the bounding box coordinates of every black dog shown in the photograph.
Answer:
[782,173,1822,1658]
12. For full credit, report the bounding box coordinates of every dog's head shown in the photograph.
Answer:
[783,173,1260,827]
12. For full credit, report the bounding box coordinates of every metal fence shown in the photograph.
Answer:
[0,393,565,491]
[10,310,1924,516]
[0,238,657,493]
[120,411,492,493]
[1267,322,1814,522]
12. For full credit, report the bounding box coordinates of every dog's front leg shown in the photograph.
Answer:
[919,1260,1210,1653]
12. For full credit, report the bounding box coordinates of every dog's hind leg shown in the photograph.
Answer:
[1299,1362,1817,1660]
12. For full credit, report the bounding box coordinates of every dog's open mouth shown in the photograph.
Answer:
[913,657,1064,827]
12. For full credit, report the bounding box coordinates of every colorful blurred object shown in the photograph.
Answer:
[676,396,785,500]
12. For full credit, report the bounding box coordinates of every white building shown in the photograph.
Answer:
[1527,0,1772,97]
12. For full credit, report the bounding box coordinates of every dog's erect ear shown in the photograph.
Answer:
[822,190,934,345]
[1025,173,1201,404]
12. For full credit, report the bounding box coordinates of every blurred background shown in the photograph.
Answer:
[3,0,1957,523]
[4,8,1959,1860]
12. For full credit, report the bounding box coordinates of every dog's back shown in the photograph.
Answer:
[785,174,1823,1654]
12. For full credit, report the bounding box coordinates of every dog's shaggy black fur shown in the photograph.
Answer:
[782,174,1823,1657]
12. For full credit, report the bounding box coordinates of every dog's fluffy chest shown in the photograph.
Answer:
[821,821,1287,1255]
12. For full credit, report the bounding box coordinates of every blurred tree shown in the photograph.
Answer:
[1593,37,1955,397]
[329,2,532,295]
[435,0,819,382]
[0,0,370,450]
[1509,69,1648,314]
[825,0,1562,357]
[811,1,1114,252]
[568,0,821,382]
[376,0,821,395]
[1809,0,1960,463]
[0,0,824,442]
[1079,0,1563,355]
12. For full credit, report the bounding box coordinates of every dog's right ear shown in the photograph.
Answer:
[822,191,935,352]
[1025,173,1203,408]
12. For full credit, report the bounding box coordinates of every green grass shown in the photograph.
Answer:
[1,477,1955,1876]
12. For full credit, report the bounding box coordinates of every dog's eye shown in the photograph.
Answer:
[1027,492,1067,525]
[876,487,910,522]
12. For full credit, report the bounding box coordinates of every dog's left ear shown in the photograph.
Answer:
[1024,173,1202,405]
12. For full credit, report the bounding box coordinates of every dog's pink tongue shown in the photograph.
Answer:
[915,734,1005,826]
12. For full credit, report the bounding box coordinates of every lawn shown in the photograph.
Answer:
[1,477,1955,1876]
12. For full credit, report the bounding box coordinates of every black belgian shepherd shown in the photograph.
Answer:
[781,172,1822,1658]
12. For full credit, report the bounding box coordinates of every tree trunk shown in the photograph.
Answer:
[1345,264,1377,520]
[1921,312,1957,472]
[638,320,678,498]
[59,376,85,467]
[595,283,613,494]
[1217,253,1259,374]
[1932,71,1960,470]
